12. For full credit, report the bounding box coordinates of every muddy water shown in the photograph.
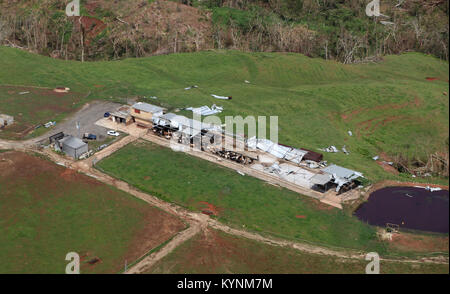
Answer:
[355,186,449,233]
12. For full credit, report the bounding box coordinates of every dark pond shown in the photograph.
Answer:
[354,186,449,233]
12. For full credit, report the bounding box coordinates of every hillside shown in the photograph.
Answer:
[0,46,448,183]
[0,0,448,62]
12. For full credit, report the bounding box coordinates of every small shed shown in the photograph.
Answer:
[111,106,132,125]
[131,102,165,127]
[0,114,14,127]
[59,136,88,159]
[49,132,65,144]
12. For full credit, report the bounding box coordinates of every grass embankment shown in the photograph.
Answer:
[0,47,448,184]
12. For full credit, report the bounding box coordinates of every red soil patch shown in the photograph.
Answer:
[121,207,185,270]
[425,77,438,81]
[60,168,78,180]
[355,115,406,137]
[198,201,221,216]
[390,233,448,253]
[176,228,266,273]
[295,215,307,219]
[377,161,399,175]
[341,97,422,122]
[376,152,399,175]
[73,16,107,44]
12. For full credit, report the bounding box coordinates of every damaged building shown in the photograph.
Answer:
[319,164,363,193]
[110,105,133,125]
[131,102,164,128]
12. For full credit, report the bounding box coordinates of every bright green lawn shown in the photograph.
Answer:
[97,140,387,254]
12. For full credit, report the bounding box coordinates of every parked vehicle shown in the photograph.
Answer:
[107,130,120,137]
[83,133,97,140]
[44,121,56,128]
[104,112,110,118]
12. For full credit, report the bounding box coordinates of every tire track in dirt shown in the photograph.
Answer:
[125,224,203,274]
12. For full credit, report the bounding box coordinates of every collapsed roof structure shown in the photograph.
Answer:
[247,137,308,165]
[321,164,364,192]
[153,113,222,135]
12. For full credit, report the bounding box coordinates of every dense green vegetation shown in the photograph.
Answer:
[0,0,447,62]
[1,46,448,182]
[146,229,449,274]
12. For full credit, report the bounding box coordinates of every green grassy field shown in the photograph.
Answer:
[0,46,448,184]
[96,140,389,253]
[146,229,449,274]
[0,151,185,273]
[0,85,88,139]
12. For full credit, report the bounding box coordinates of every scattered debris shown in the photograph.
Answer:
[18,91,30,95]
[184,85,198,90]
[319,146,339,153]
[53,87,70,93]
[342,145,349,155]
[304,160,319,169]
[211,94,232,100]
[414,186,442,192]
[244,80,251,84]
[380,21,394,26]
[248,137,307,164]
[186,104,223,116]
[0,114,14,127]
[44,121,56,128]
[348,130,353,136]
[372,155,379,161]
[237,171,245,176]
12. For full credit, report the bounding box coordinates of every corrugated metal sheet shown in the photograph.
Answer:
[60,136,86,149]
[132,102,164,114]
[322,164,362,180]
[310,173,333,185]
